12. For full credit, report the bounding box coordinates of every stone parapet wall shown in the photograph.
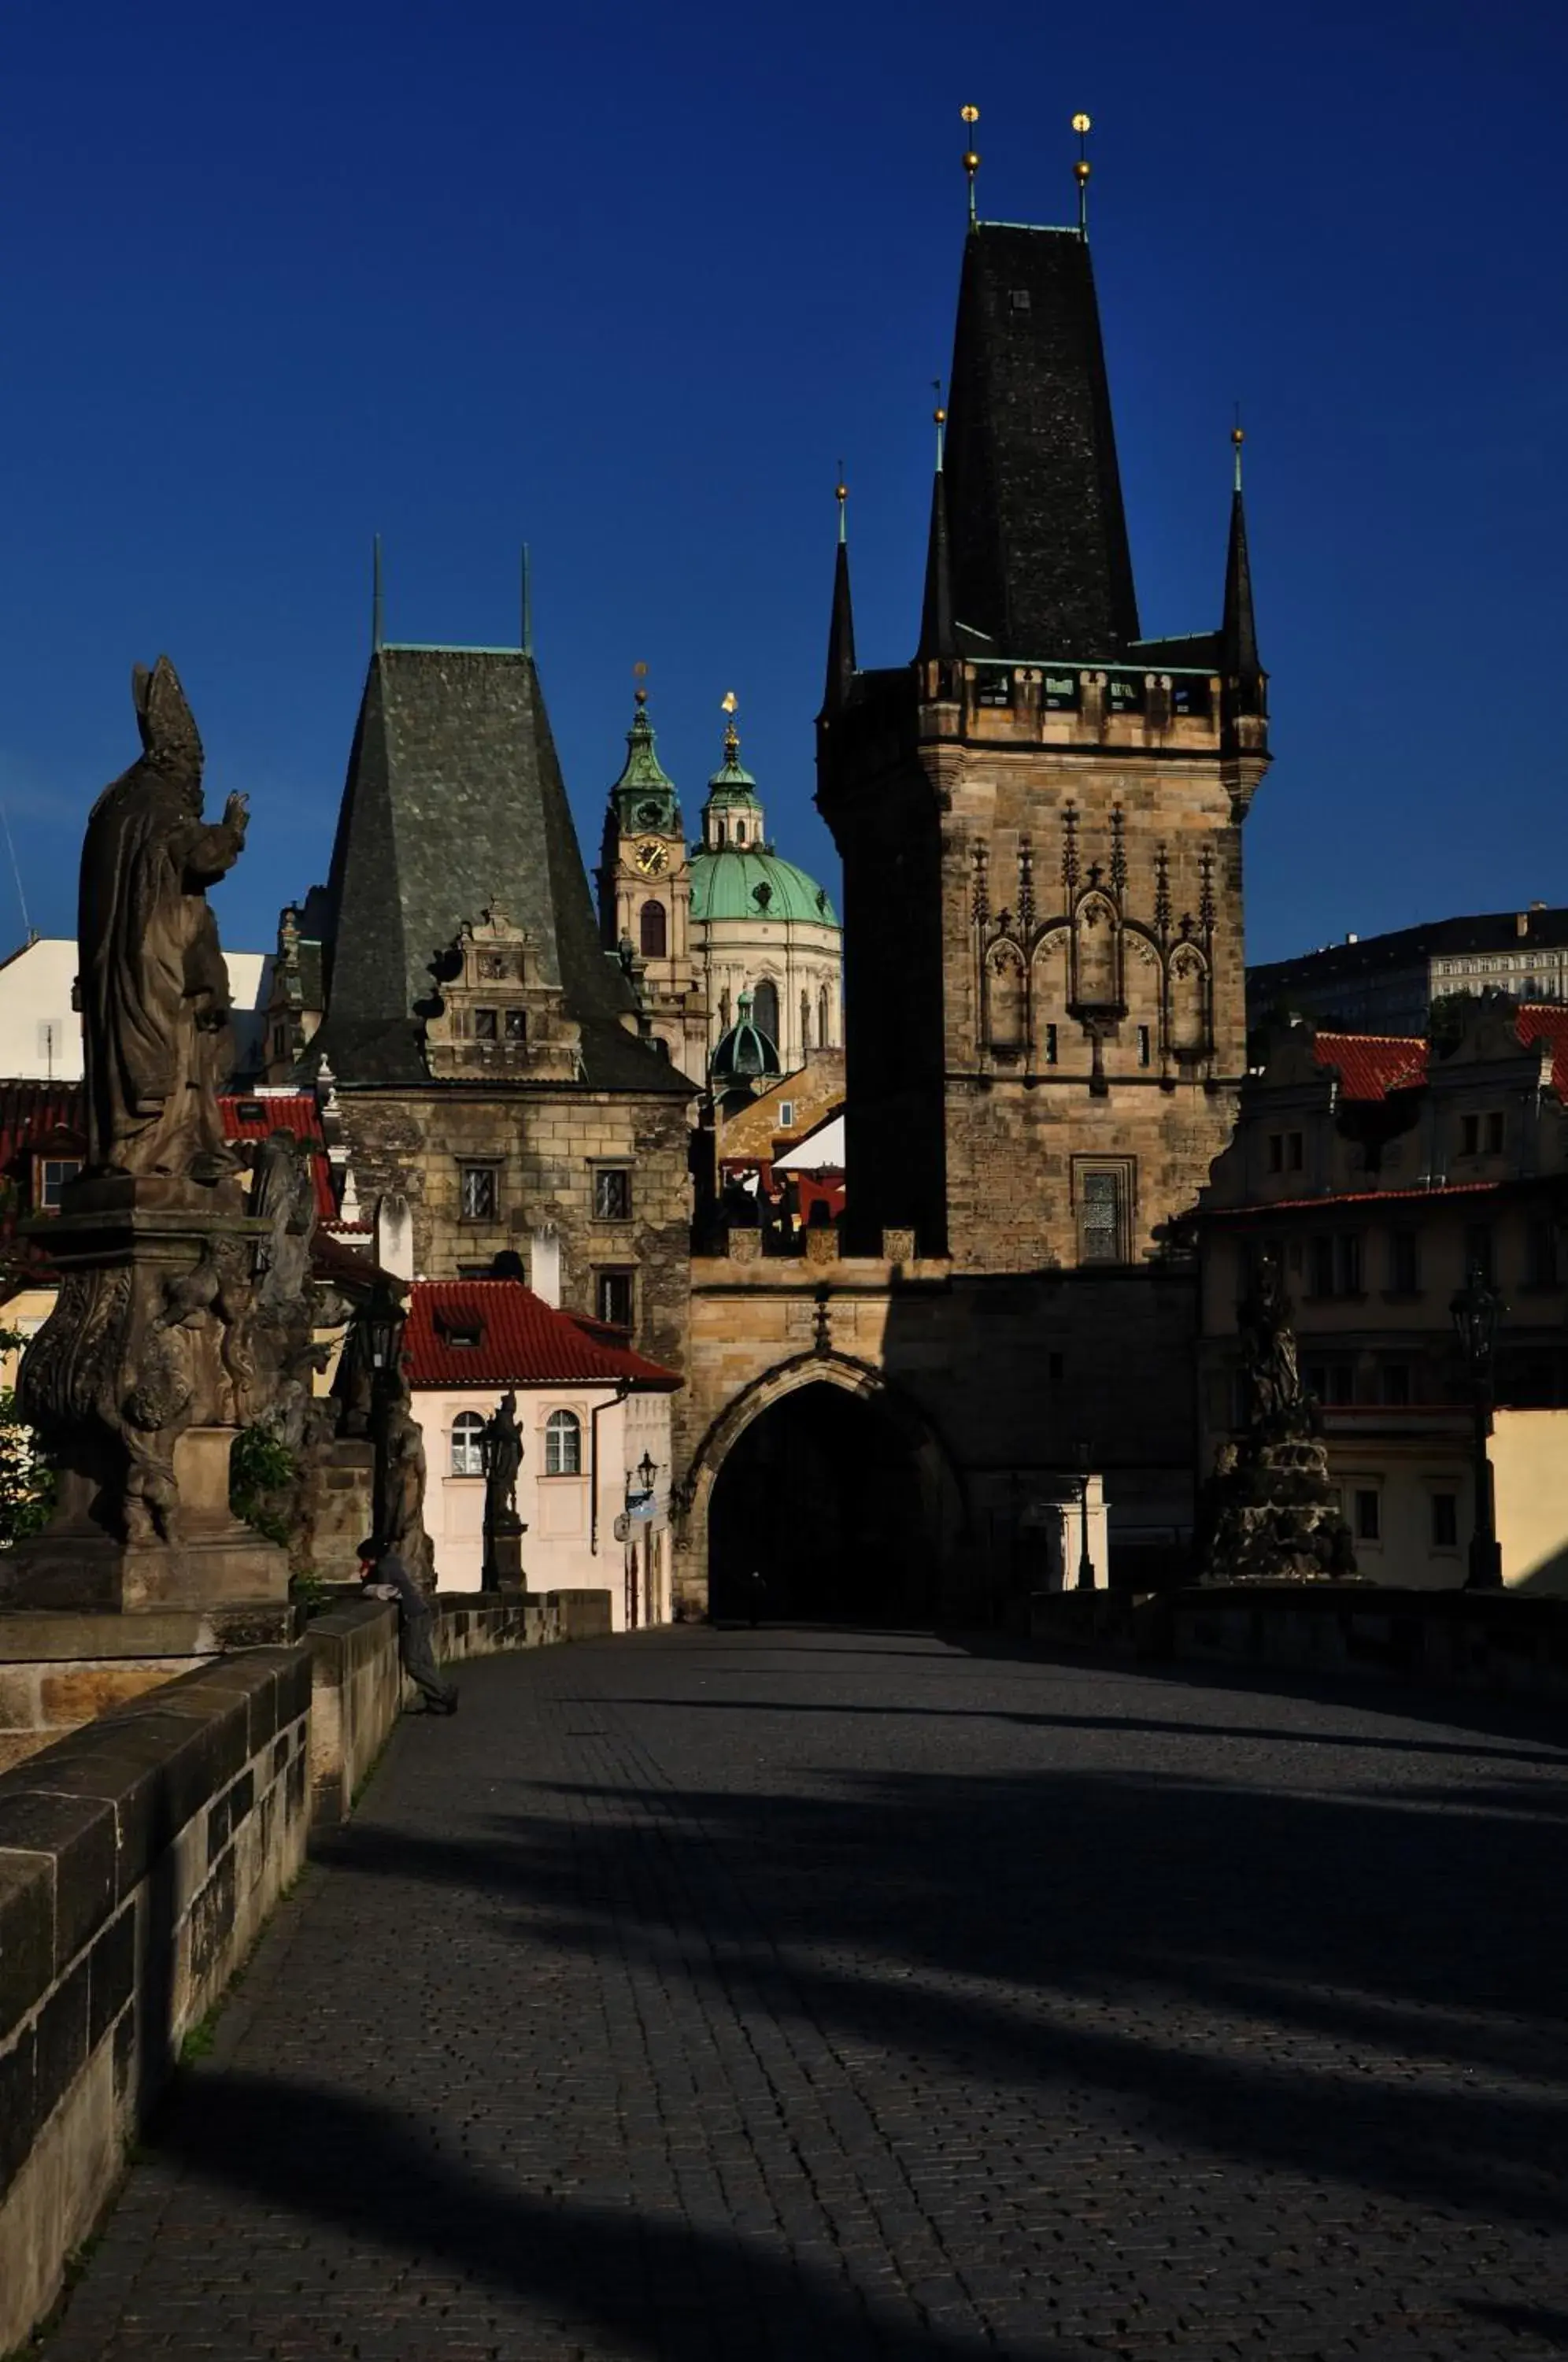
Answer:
[0,1602,299,1777]
[1030,1583,1568,1703]
[0,1648,312,2352]
[0,1586,612,2349]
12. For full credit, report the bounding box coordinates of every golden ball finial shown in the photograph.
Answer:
[1071,111,1092,134]
[1232,425,1245,448]
[934,405,947,426]
[835,479,848,503]
[1074,159,1091,182]
[963,150,981,174]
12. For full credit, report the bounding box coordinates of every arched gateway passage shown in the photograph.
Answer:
[681,1353,965,1623]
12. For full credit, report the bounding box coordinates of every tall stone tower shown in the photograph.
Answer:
[596,685,706,1079]
[817,216,1267,1268]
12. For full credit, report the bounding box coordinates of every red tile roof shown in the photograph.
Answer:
[1516,1004,1568,1095]
[405,1279,681,1392]
[220,1093,336,1219]
[1311,1033,1428,1100]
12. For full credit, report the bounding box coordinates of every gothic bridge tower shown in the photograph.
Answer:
[817,178,1267,1270]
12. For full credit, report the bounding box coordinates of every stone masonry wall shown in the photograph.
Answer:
[0,1648,312,2352]
[332,1083,692,1378]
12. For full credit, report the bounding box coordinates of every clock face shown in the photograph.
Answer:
[634,841,668,876]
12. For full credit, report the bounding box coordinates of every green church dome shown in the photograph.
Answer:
[711,989,781,1084]
[689,848,839,927]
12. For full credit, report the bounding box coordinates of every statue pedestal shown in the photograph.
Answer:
[483,1517,528,1597]
[7,1174,291,1615]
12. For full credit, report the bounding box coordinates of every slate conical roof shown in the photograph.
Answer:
[316,644,687,1092]
[944,224,1139,658]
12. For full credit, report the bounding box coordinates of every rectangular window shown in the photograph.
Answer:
[596,1270,634,1328]
[1526,1219,1559,1287]
[594,1167,632,1221]
[778,1101,795,1127]
[1044,1024,1058,1067]
[38,1157,82,1209]
[460,1165,497,1221]
[1485,1111,1504,1154]
[1137,1025,1151,1069]
[1431,1491,1459,1549]
[1335,1234,1362,1296]
[1309,1236,1334,1298]
[1354,1488,1381,1542]
[1268,1133,1283,1174]
[1464,1223,1494,1285]
[1389,1230,1419,1293]
[473,1008,498,1041]
[505,1008,527,1042]
[1287,1131,1304,1171]
[1076,1164,1130,1264]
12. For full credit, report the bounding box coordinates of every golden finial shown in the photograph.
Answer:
[720,689,739,762]
[835,463,848,544]
[1232,416,1245,493]
[633,658,649,709]
[1072,111,1092,238]
[960,104,980,227]
[932,376,947,469]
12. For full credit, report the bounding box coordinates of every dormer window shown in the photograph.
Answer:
[474,1008,498,1041]
[505,1009,527,1042]
[444,1324,481,1349]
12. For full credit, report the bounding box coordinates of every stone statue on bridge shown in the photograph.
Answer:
[1203,1255,1356,1586]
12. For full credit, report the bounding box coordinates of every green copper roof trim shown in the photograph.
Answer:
[704,755,760,804]
[689,846,839,927]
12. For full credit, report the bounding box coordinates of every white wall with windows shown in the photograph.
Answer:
[412,1380,675,1628]
[0,936,272,1079]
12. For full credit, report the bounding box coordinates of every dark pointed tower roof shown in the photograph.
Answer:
[823,481,857,716]
[917,438,956,661]
[316,644,686,1091]
[943,223,1139,657]
[1222,437,1261,685]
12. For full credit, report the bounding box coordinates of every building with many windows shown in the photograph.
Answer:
[1248,905,1568,1038]
[1191,996,1568,1590]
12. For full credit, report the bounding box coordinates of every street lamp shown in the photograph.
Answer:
[1074,1437,1096,1591]
[636,1449,657,1498]
[364,1280,406,1381]
[1450,1264,1503,1591]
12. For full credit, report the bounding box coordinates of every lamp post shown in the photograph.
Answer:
[1074,1437,1096,1591]
[1450,1264,1503,1592]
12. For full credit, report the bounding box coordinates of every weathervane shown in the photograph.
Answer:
[960,104,980,227]
[1072,111,1092,238]
[721,688,739,763]
[634,658,649,709]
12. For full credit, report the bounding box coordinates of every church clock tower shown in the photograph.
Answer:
[597,679,706,1078]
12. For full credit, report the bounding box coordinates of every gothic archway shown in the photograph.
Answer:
[676,1350,967,1623]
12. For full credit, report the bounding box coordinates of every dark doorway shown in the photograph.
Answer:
[708,1382,937,1623]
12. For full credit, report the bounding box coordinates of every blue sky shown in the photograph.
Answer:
[5,0,1566,968]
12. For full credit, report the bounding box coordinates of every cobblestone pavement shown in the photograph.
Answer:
[44,1626,1568,2360]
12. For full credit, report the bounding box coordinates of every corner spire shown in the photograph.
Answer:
[960,105,980,229]
[1222,424,1261,686]
[917,402,956,661]
[1072,112,1092,239]
[823,476,857,715]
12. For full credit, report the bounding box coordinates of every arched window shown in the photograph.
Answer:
[801,990,812,1053]
[735,822,747,845]
[639,898,667,958]
[545,1409,582,1475]
[753,979,780,1044]
[819,983,832,1048]
[450,1411,485,1477]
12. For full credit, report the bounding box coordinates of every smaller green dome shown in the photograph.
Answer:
[705,750,759,808]
[690,848,839,927]
[711,990,780,1084]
